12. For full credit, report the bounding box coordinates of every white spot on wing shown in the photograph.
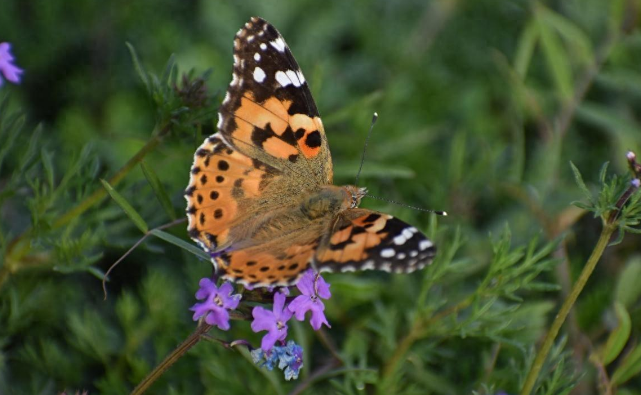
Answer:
[361,261,375,270]
[410,251,418,257]
[247,35,255,42]
[217,115,223,130]
[254,53,261,61]
[341,265,355,273]
[402,228,413,239]
[296,70,306,84]
[275,70,292,87]
[393,234,407,245]
[223,92,231,104]
[419,240,433,251]
[260,43,267,50]
[285,70,303,87]
[231,73,239,86]
[270,37,286,52]
[380,263,391,272]
[253,67,266,83]
[397,253,406,260]
[381,248,395,258]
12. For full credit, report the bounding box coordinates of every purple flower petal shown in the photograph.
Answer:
[251,291,294,351]
[251,306,275,332]
[288,270,331,330]
[205,307,230,330]
[309,308,330,330]
[295,270,315,295]
[0,43,23,85]
[315,276,331,299]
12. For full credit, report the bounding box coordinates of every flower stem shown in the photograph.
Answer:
[130,323,212,395]
[519,222,616,395]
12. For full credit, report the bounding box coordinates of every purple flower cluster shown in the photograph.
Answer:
[0,43,23,86]
[189,269,331,380]
[251,269,332,351]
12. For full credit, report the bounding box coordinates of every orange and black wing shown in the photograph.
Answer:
[219,17,332,187]
[315,209,436,274]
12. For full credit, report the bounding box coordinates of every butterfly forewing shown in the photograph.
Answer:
[219,17,332,187]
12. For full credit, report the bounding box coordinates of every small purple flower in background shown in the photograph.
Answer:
[251,340,303,380]
[190,279,241,331]
[288,269,331,330]
[251,291,293,351]
[0,43,23,86]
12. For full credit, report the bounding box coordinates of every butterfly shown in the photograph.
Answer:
[185,17,437,287]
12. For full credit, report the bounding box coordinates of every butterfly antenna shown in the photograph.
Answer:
[365,194,448,216]
[355,112,378,186]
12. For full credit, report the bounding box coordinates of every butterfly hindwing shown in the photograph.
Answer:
[185,133,281,251]
[315,209,436,274]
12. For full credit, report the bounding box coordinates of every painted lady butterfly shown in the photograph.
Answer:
[185,17,437,287]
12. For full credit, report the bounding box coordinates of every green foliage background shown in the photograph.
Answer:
[1,0,641,394]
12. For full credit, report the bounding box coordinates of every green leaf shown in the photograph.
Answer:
[514,20,538,78]
[140,161,176,220]
[600,302,631,365]
[598,162,610,184]
[126,42,151,94]
[101,179,149,233]
[612,343,641,385]
[614,256,641,308]
[536,10,573,101]
[17,124,43,175]
[40,149,55,192]
[538,5,593,65]
[569,162,594,209]
[161,54,176,86]
[149,229,210,261]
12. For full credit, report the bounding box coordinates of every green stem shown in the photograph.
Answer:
[519,222,616,395]
[130,323,211,395]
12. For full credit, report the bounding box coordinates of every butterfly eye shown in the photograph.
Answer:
[351,194,358,208]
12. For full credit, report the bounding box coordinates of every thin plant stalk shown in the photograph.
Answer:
[519,222,616,395]
[130,323,212,395]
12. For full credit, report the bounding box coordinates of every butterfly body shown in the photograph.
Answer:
[186,17,436,287]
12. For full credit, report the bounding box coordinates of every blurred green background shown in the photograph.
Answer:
[1,0,641,394]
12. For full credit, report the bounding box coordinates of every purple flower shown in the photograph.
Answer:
[190,279,241,331]
[251,340,303,380]
[0,43,23,86]
[288,269,331,330]
[251,291,293,351]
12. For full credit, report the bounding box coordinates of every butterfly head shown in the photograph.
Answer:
[345,185,368,209]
